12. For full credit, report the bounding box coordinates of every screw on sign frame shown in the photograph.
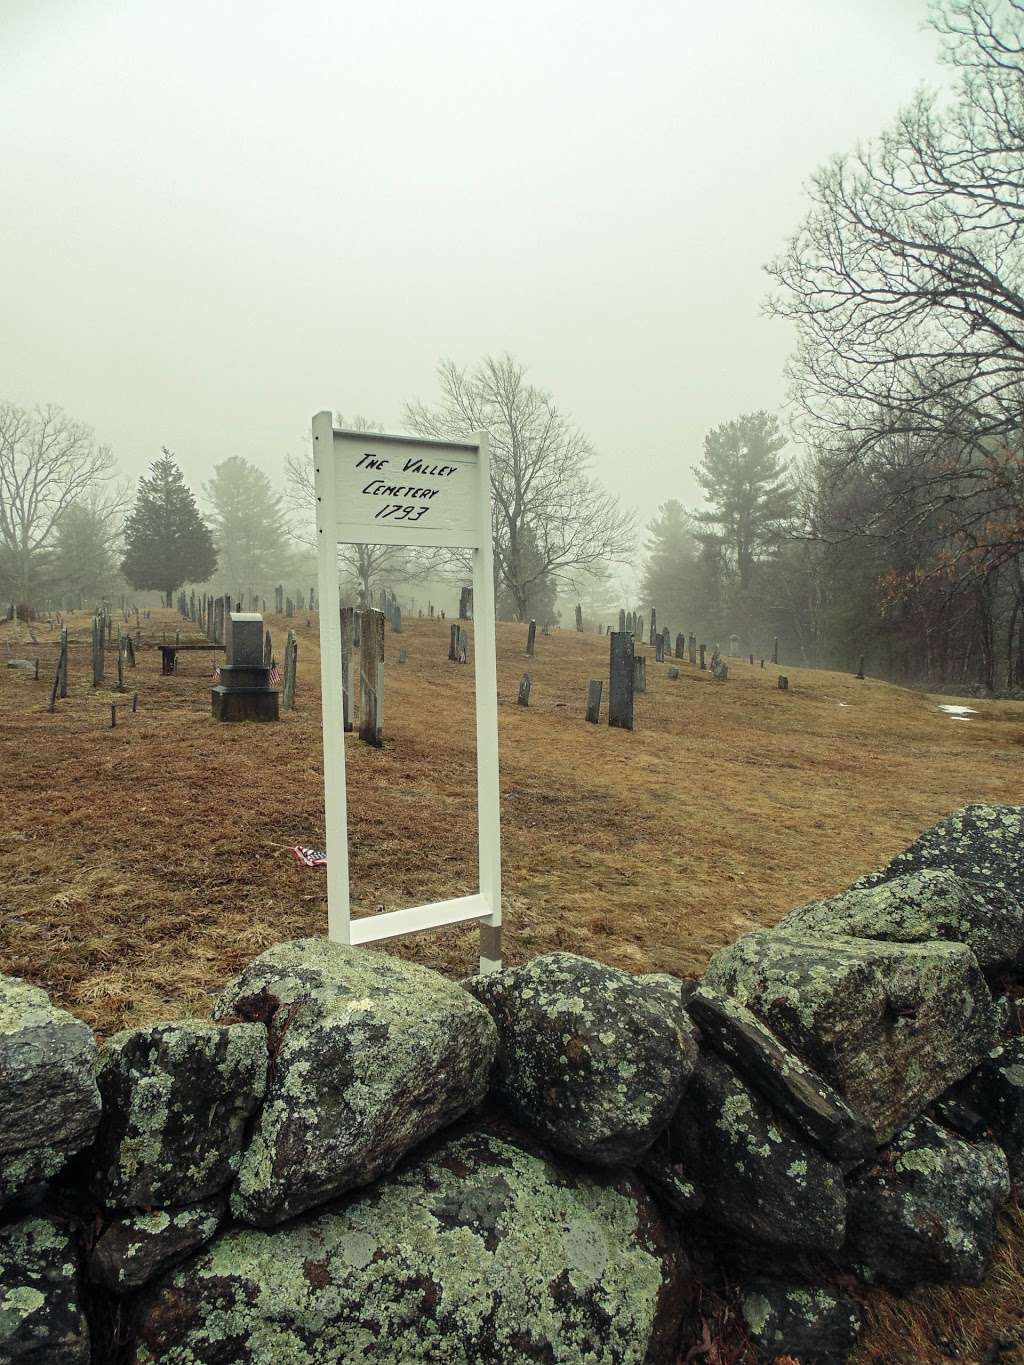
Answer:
[312,411,502,973]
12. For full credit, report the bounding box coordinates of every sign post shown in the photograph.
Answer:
[313,412,501,973]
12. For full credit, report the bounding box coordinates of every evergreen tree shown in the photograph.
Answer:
[692,412,794,590]
[204,456,291,599]
[495,524,559,623]
[51,503,121,604]
[639,500,698,624]
[121,451,217,605]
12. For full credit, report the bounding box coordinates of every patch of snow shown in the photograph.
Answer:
[938,704,978,717]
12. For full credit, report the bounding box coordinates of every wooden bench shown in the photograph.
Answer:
[159,643,225,675]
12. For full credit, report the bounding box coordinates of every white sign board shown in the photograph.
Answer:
[313,413,502,973]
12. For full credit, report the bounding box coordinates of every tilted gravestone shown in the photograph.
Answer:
[212,613,279,721]
[608,631,634,730]
[517,673,531,707]
[585,679,603,723]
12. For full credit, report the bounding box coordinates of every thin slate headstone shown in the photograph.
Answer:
[607,631,634,730]
[517,673,531,707]
[675,633,684,659]
[525,620,536,657]
[633,654,646,693]
[575,603,583,632]
[856,655,865,680]
[699,643,706,671]
[585,679,603,723]
[655,633,665,663]
[359,608,385,745]
[649,608,656,646]
[688,633,696,666]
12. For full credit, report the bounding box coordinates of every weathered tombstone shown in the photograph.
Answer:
[428,602,434,618]
[634,654,647,693]
[449,623,459,661]
[285,598,294,618]
[391,604,402,634]
[585,679,603,723]
[655,633,665,663]
[675,633,684,659]
[360,608,385,746]
[749,654,754,666]
[729,633,739,656]
[667,666,679,680]
[575,603,583,632]
[618,608,626,633]
[778,674,789,691]
[688,633,697,665]
[212,613,280,721]
[712,659,728,681]
[456,625,468,663]
[517,673,531,706]
[607,631,634,730]
[699,643,706,671]
[459,586,473,620]
[856,655,865,680]
[91,615,104,686]
[649,608,657,646]
[526,620,536,657]
[340,607,354,732]
[710,644,721,672]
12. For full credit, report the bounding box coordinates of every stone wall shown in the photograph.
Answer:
[2,803,1023,1364]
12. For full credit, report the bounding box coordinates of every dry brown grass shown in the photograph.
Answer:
[2,607,1024,1361]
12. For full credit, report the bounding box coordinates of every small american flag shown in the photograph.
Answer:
[269,659,281,686]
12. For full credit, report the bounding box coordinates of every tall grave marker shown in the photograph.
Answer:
[313,413,502,972]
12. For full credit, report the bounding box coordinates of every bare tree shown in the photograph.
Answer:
[0,402,119,603]
[404,355,635,621]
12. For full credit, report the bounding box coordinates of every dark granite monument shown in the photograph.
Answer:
[212,612,280,721]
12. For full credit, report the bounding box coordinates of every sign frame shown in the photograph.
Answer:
[313,411,502,973]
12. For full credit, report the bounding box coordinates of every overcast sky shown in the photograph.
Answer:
[2,0,945,531]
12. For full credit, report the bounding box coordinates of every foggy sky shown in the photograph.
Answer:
[2,0,944,537]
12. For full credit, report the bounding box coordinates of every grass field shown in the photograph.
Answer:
[2,606,1023,1362]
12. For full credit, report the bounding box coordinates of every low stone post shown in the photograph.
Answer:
[585,679,603,723]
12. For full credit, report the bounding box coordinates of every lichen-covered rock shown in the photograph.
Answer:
[0,973,101,1207]
[670,1049,846,1250]
[214,939,497,1226]
[778,869,1024,972]
[845,1117,1009,1287]
[131,1124,687,1365]
[686,987,873,1163]
[89,1195,226,1293]
[703,929,996,1143]
[853,804,1024,912]
[739,1278,863,1364]
[0,1217,90,1363]
[90,1021,267,1209]
[955,1037,1024,1187]
[464,953,696,1165]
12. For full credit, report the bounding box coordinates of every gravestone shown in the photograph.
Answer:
[526,620,536,657]
[459,586,473,621]
[655,633,665,663]
[608,631,634,730]
[585,679,603,723]
[618,609,626,633]
[212,613,279,721]
[517,673,531,707]
[634,655,647,693]
[699,643,706,670]
[778,675,789,691]
[675,633,684,659]
[856,655,865,679]
[772,636,779,665]
[667,666,679,680]
[360,608,385,746]
[575,603,583,632]
[649,608,657,646]
[688,634,697,665]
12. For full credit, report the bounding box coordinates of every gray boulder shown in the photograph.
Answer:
[670,1049,846,1251]
[739,1279,863,1364]
[0,1217,90,1364]
[131,1125,688,1365]
[464,953,697,1165]
[0,973,101,1207]
[687,987,873,1163]
[955,1037,1024,1187]
[90,1020,267,1209]
[845,1117,1009,1286]
[778,868,1024,972]
[88,1195,225,1293]
[703,929,996,1143]
[214,939,497,1226]
[853,804,1024,909]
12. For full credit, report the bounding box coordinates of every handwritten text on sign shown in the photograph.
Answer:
[330,430,481,549]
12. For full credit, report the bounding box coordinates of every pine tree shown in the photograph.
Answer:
[639,500,697,624]
[52,503,121,604]
[204,456,290,600]
[121,451,217,605]
[692,412,794,590]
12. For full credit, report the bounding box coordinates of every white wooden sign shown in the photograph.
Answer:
[313,412,502,973]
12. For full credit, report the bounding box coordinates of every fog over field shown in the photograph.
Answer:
[1,0,942,516]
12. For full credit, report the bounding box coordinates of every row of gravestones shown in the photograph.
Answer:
[1,805,1023,1363]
